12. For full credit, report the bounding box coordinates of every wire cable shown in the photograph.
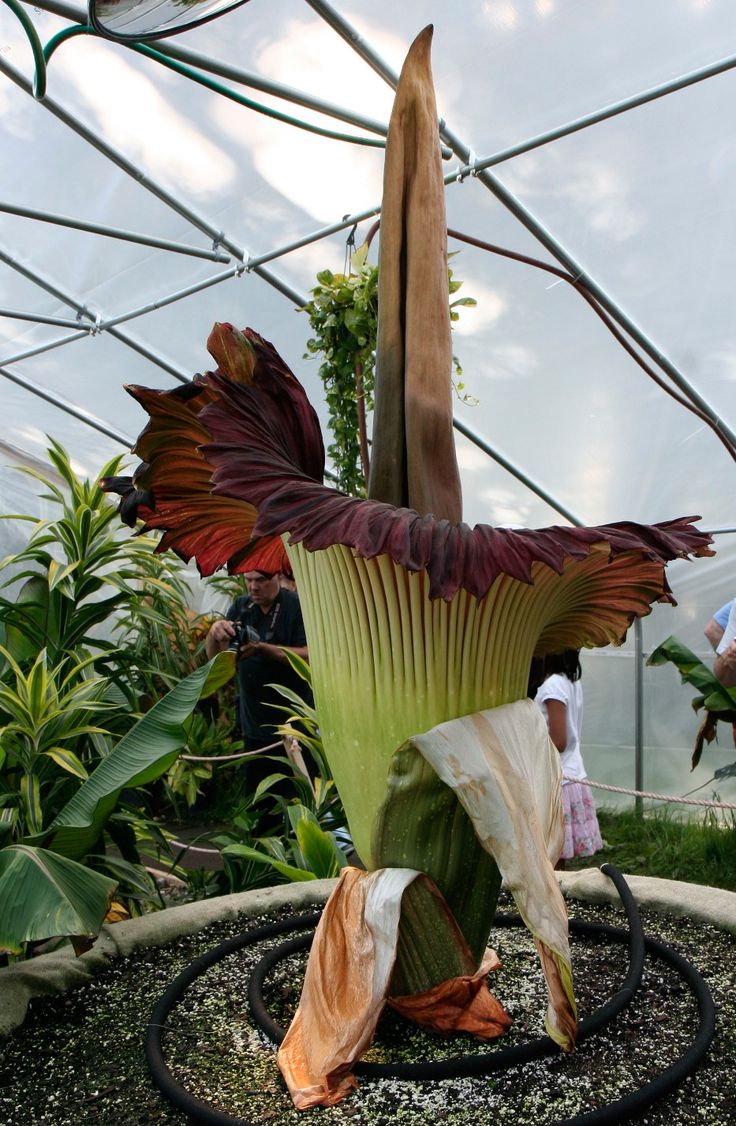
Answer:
[42,25,386,147]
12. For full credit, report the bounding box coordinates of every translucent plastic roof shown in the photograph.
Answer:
[1,0,735,797]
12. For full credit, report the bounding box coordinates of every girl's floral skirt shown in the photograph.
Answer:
[561,781,603,859]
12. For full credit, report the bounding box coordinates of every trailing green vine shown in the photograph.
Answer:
[302,243,476,497]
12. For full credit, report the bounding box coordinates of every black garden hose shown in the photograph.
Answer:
[548,927,716,1126]
[145,865,715,1125]
[144,912,322,1126]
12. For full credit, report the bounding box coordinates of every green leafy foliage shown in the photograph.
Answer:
[0,654,233,955]
[0,442,247,954]
[176,667,351,901]
[0,645,111,838]
[270,649,346,831]
[112,546,216,702]
[221,804,349,882]
[0,438,155,678]
[302,247,378,496]
[647,635,736,770]
[301,246,476,496]
[31,654,233,861]
[0,845,117,957]
[648,635,736,710]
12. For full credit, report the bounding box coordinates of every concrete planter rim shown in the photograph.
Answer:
[2,869,736,1039]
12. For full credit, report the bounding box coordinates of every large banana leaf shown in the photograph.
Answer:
[647,635,736,768]
[0,844,117,956]
[23,652,234,860]
[647,635,736,710]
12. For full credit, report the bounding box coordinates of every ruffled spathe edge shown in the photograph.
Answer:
[102,322,713,599]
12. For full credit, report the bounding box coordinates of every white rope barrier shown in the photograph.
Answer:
[577,777,736,812]
[180,747,736,810]
[180,739,283,763]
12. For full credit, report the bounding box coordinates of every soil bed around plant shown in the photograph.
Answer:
[1,888,735,1126]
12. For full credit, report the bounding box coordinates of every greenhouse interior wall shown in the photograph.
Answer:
[1,0,735,815]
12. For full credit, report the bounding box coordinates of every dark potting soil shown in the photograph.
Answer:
[1,891,735,1126]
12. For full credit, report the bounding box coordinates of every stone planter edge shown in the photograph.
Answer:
[3,870,736,1039]
[559,867,736,935]
[0,877,336,1037]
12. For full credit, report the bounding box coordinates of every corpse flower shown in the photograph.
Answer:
[103,27,713,1110]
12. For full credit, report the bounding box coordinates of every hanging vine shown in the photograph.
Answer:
[302,242,476,497]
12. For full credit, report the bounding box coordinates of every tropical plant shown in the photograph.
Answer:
[647,635,736,770]
[0,442,262,953]
[112,545,214,700]
[270,650,346,834]
[0,436,242,798]
[163,752,215,814]
[302,243,476,496]
[159,709,238,816]
[0,439,155,690]
[302,247,377,497]
[0,846,118,960]
[193,668,350,898]
[221,802,349,882]
[160,660,349,900]
[0,645,112,840]
[0,653,233,958]
[101,27,713,1110]
[168,778,334,901]
[200,790,285,897]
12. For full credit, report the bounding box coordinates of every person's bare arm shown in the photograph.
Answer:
[704,617,725,651]
[545,698,568,752]
[238,642,309,664]
[205,618,236,659]
[714,641,736,688]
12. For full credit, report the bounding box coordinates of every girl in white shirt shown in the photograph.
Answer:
[534,650,602,867]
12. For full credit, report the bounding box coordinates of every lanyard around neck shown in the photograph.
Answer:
[246,595,282,642]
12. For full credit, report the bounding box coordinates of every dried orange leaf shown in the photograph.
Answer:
[277,866,419,1108]
[389,946,511,1037]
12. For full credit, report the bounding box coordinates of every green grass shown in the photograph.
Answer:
[566,805,736,892]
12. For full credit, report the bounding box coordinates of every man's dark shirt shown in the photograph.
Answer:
[227,589,311,745]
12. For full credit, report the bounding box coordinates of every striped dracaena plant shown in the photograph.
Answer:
[103,27,713,1109]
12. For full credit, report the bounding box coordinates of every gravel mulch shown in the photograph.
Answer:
[1,891,735,1126]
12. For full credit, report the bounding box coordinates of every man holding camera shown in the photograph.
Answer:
[205,570,311,758]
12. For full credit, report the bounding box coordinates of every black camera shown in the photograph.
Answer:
[228,621,260,652]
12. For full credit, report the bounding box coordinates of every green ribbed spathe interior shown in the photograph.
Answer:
[286,541,565,867]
